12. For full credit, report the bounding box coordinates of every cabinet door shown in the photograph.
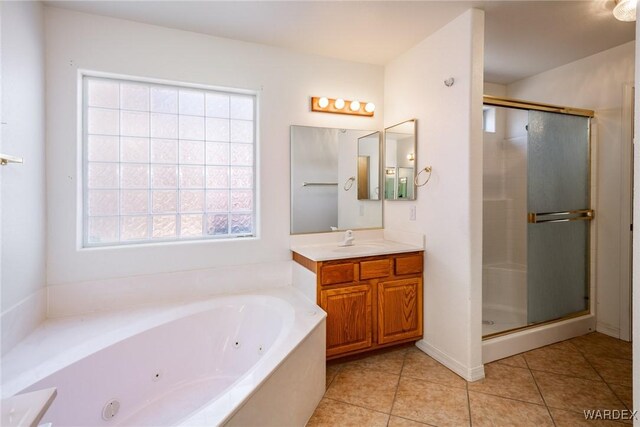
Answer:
[377,278,423,344]
[320,284,372,357]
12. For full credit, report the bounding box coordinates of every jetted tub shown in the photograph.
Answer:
[2,288,326,426]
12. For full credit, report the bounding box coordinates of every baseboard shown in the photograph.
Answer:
[596,322,620,339]
[1,289,47,356]
[482,314,596,364]
[415,339,485,382]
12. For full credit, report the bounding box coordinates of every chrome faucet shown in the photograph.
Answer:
[338,230,355,247]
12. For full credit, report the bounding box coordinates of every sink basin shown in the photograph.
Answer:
[331,243,387,253]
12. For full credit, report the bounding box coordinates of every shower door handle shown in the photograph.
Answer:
[527,209,594,224]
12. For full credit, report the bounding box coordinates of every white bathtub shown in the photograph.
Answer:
[2,288,326,426]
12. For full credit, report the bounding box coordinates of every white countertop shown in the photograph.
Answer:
[291,239,423,262]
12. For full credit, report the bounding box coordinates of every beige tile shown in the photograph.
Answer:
[307,398,389,427]
[525,344,600,380]
[608,384,633,411]
[325,365,399,413]
[493,353,528,369]
[468,363,543,404]
[549,407,630,426]
[532,371,626,413]
[326,363,342,389]
[401,348,467,389]
[585,355,632,388]
[469,391,553,427]
[343,347,408,375]
[570,333,632,360]
[391,376,470,427]
[387,416,433,427]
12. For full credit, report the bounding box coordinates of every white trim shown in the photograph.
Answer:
[415,339,485,382]
[619,82,634,342]
[596,321,621,338]
[482,314,595,364]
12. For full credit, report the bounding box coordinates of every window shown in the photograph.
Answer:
[483,106,496,133]
[82,75,256,247]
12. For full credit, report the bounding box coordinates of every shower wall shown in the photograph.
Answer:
[483,84,528,333]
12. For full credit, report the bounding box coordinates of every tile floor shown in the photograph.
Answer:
[308,333,633,426]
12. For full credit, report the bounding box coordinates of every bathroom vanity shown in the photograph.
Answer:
[291,242,423,359]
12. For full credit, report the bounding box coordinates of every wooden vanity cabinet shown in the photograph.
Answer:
[292,251,424,359]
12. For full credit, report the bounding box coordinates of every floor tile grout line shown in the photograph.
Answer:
[466,377,473,427]
[523,352,557,427]
[322,396,395,423]
[576,343,631,412]
[387,350,410,427]
[467,388,551,408]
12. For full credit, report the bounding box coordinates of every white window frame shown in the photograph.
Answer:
[78,70,260,248]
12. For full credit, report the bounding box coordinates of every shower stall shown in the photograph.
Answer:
[482,96,594,339]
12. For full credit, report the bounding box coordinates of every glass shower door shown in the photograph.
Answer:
[527,111,592,324]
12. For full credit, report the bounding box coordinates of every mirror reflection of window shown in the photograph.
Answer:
[384,120,417,201]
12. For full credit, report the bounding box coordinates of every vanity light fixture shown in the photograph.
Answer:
[386,168,396,175]
[613,0,637,21]
[407,153,415,161]
[311,96,375,117]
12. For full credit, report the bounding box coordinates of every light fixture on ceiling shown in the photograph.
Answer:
[310,96,375,117]
[613,0,637,22]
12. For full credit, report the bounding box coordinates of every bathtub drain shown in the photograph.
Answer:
[102,399,120,421]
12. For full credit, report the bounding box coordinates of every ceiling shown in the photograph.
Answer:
[46,0,635,85]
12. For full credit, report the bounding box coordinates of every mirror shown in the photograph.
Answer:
[384,119,417,200]
[357,132,381,201]
[290,125,383,234]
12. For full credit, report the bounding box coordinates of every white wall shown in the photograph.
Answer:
[384,9,485,381]
[632,15,640,421]
[45,8,384,291]
[1,1,47,353]
[507,41,635,339]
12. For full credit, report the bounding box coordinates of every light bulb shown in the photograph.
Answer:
[334,98,345,109]
[350,100,361,111]
[318,97,329,108]
[407,153,415,161]
[613,0,637,21]
[365,102,375,113]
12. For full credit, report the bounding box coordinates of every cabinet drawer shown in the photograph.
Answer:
[320,263,356,285]
[360,259,391,280]
[395,254,423,275]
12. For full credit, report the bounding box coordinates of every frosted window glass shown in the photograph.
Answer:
[179,90,204,116]
[121,137,149,163]
[181,214,203,236]
[120,83,149,111]
[121,164,149,189]
[152,190,178,213]
[84,75,256,246]
[120,190,148,214]
[151,165,178,188]
[230,120,253,143]
[88,136,119,162]
[88,108,119,135]
[151,139,178,164]
[179,140,205,165]
[151,87,178,113]
[88,80,119,108]
[179,116,205,140]
[151,113,178,139]
[206,118,230,142]
[88,190,119,216]
[230,96,253,120]
[180,166,205,188]
[180,190,204,212]
[121,216,148,241]
[152,215,177,238]
[206,93,230,118]
[230,143,253,166]
[88,163,119,189]
[206,142,230,165]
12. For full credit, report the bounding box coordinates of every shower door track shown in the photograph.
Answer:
[483,95,595,118]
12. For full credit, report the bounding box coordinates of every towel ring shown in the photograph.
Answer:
[414,166,432,187]
[343,176,356,191]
